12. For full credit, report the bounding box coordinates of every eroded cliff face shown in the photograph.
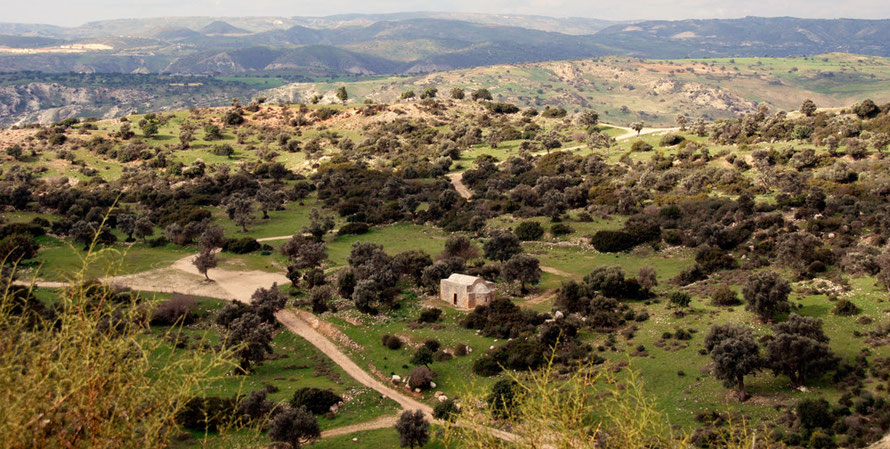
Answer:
[0,83,150,126]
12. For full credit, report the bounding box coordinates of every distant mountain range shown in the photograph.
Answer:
[0,14,889,77]
[1,15,889,76]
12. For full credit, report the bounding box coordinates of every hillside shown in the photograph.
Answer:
[264,53,890,126]
[3,53,889,128]
[2,94,890,448]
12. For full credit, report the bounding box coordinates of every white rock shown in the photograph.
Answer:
[352,438,359,442]
[414,388,422,393]
[430,382,436,388]
[489,345,495,350]
[554,311,564,319]
[330,404,339,414]
[437,395,449,402]
[392,375,402,383]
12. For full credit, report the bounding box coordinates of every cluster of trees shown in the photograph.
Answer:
[706,313,838,400]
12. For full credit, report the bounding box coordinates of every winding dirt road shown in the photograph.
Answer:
[18,252,500,441]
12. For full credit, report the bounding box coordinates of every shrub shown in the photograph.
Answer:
[150,295,198,325]
[290,387,342,415]
[337,222,369,236]
[408,366,434,390]
[222,237,260,254]
[212,144,235,157]
[711,285,741,306]
[314,108,339,120]
[515,221,545,241]
[541,107,567,118]
[433,399,459,421]
[832,299,861,316]
[423,339,441,352]
[382,334,403,350]
[472,356,502,377]
[797,398,834,430]
[453,344,469,356]
[418,308,442,323]
[631,140,653,152]
[659,133,685,146]
[590,230,638,252]
[669,291,692,308]
[175,396,239,432]
[550,223,574,236]
[694,246,737,273]
[484,102,520,114]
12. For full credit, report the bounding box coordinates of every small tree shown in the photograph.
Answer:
[471,88,492,101]
[268,406,320,448]
[800,99,817,117]
[141,120,159,138]
[117,213,136,242]
[450,88,465,100]
[410,347,434,367]
[743,271,791,321]
[637,266,657,292]
[483,229,522,262]
[281,234,327,271]
[675,114,688,131]
[134,215,155,243]
[223,313,273,373]
[577,110,600,129]
[199,225,225,250]
[705,324,761,400]
[224,193,254,232]
[193,249,217,281]
[255,185,286,219]
[765,314,838,387]
[501,254,541,293]
[631,122,644,135]
[336,86,349,105]
[303,209,335,242]
[394,410,430,449]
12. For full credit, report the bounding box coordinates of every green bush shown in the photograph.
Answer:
[222,237,260,254]
[418,308,442,323]
[175,396,239,432]
[433,399,459,421]
[382,334,403,350]
[590,230,638,252]
[337,222,369,236]
[710,285,741,306]
[550,223,574,236]
[831,298,861,316]
[659,133,685,146]
[515,221,544,241]
[290,387,342,415]
[631,140,653,152]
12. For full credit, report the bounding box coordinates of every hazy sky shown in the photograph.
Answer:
[7,0,890,26]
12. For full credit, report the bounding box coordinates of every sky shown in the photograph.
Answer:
[5,0,890,26]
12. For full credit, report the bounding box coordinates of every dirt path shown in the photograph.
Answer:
[446,172,472,200]
[319,415,398,438]
[275,310,433,415]
[540,265,573,278]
